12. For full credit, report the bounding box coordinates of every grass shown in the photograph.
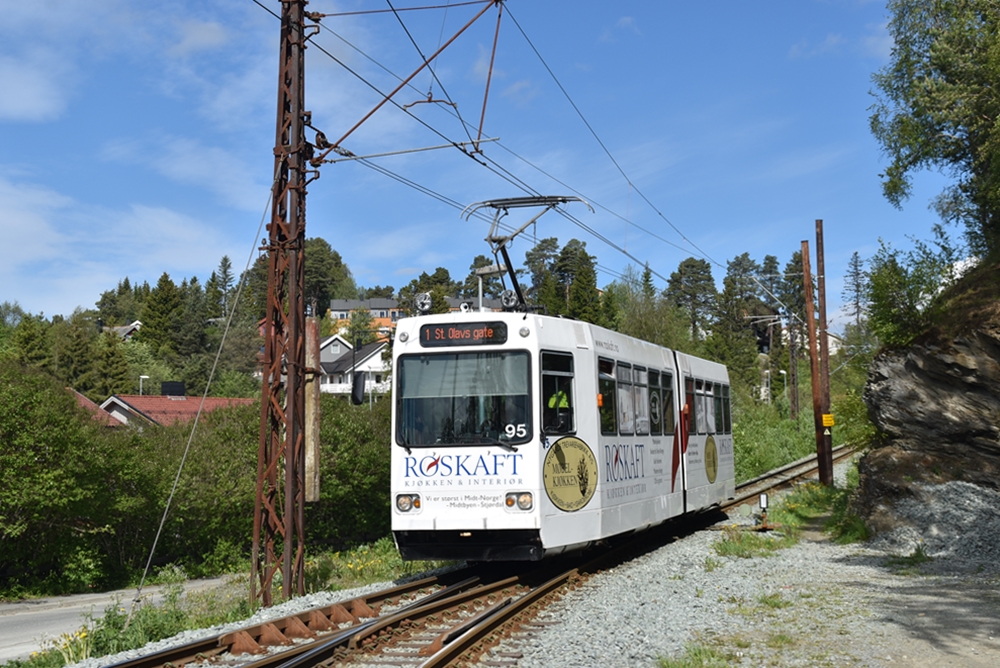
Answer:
[886,544,933,575]
[767,465,869,544]
[712,524,797,559]
[713,464,867,563]
[303,536,448,591]
[657,644,733,668]
[1,537,449,668]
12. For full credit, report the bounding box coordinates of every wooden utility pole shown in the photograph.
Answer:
[801,237,833,487]
[814,220,834,485]
[252,0,310,606]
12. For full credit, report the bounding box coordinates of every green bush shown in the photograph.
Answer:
[0,359,154,594]
[732,394,816,483]
[306,395,392,551]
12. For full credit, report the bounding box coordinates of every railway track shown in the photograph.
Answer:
[104,564,577,668]
[106,448,854,668]
[725,444,856,513]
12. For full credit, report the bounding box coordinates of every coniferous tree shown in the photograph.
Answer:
[216,255,235,317]
[553,239,590,311]
[703,256,761,387]
[205,272,223,320]
[777,250,808,418]
[243,255,270,321]
[398,268,459,315]
[11,314,51,369]
[50,310,100,394]
[608,266,691,351]
[665,257,716,341]
[361,285,395,300]
[92,331,131,400]
[758,255,782,355]
[175,277,208,359]
[600,282,624,332]
[460,255,504,300]
[536,271,563,316]
[523,237,560,301]
[567,250,601,325]
[139,273,183,357]
[842,251,868,331]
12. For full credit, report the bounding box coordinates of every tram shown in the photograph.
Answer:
[389,309,735,561]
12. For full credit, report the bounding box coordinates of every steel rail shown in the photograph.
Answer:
[418,569,577,667]
[102,575,445,668]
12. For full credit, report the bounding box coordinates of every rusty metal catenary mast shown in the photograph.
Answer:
[252,0,312,606]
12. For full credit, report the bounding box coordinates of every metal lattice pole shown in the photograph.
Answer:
[251,0,308,606]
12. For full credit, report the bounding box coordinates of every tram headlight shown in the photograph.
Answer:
[396,494,420,512]
[505,491,533,511]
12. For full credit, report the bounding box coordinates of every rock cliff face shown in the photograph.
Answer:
[857,322,1000,536]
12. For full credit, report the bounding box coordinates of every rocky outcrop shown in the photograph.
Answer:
[857,326,1000,537]
[864,328,1000,456]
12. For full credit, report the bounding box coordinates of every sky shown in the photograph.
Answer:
[0,0,952,332]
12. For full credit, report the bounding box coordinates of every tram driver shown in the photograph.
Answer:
[544,380,573,434]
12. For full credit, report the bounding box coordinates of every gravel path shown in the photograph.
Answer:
[66,468,1000,668]
[486,514,1000,667]
[485,472,1000,667]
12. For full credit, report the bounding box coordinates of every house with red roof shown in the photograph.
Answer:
[71,389,121,427]
[100,393,255,427]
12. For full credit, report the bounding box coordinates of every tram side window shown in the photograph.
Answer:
[541,351,575,434]
[685,377,695,435]
[617,363,634,435]
[703,381,716,434]
[598,358,617,435]
[648,370,662,436]
[695,379,708,434]
[662,372,675,435]
[633,367,649,435]
[723,384,732,434]
[714,384,724,434]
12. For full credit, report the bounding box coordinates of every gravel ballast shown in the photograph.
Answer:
[67,471,1000,668]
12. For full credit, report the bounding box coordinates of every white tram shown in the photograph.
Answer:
[390,310,735,561]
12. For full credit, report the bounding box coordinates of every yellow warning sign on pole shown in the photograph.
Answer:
[822,413,835,427]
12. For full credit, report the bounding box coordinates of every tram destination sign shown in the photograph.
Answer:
[420,321,508,347]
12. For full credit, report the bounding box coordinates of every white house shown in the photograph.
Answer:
[318,337,389,395]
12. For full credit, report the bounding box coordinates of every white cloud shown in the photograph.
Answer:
[788,33,846,59]
[861,21,893,61]
[101,135,267,211]
[112,204,230,272]
[617,17,641,35]
[501,79,537,105]
[0,176,72,265]
[0,169,244,316]
[0,51,73,122]
[746,145,855,185]
[169,20,230,58]
[600,15,641,42]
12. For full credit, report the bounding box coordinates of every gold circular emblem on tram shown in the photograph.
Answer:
[704,434,719,484]
[543,436,598,512]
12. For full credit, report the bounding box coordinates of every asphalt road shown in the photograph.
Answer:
[0,579,226,664]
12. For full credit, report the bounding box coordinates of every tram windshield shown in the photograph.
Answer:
[396,351,531,447]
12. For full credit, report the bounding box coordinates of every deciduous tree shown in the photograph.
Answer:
[871,0,1000,255]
